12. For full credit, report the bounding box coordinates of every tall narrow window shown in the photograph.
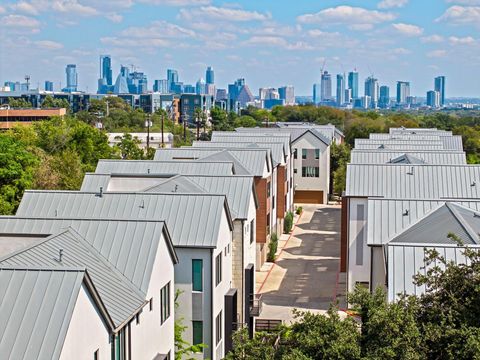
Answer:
[293,149,297,159]
[250,219,255,244]
[192,259,203,292]
[215,253,222,286]
[192,321,203,346]
[160,282,171,324]
[94,350,99,360]
[315,149,320,159]
[216,311,223,345]
[302,149,307,159]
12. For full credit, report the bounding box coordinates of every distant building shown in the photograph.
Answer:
[396,81,410,104]
[427,90,440,108]
[216,88,228,101]
[206,66,215,85]
[336,74,345,106]
[183,84,195,94]
[379,85,390,108]
[64,64,78,92]
[259,88,279,100]
[196,78,206,95]
[434,76,446,106]
[348,71,359,99]
[172,82,184,94]
[113,66,129,94]
[313,83,321,104]
[278,86,295,106]
[128,71,148,94]
[345,88,352,104]
[361,95,371,109]
[0,108,67,129]
[263,99,285,109]
[364,77,379,108]
[321,71,332,101]
[153,79,169,93]
[228,78,254,109]
[97,55,113,94]
[167,69,178,92]
[44,81,53,92]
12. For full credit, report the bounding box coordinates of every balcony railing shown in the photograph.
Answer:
[249,294,263,317]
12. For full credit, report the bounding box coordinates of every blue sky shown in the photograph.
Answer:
[0,0,479,97]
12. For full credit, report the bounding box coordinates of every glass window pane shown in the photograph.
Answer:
[193,321,203,346]
[192,259,203,291]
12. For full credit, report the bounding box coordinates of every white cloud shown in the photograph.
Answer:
[427,49,447,58]
[179,6,271,22]
[446,0,480,4]
[138,0,210,4]
[242,36,313,50]
[421,34,444,43]
[0,6,5,14]
[101,37,170,48]
[297,6,395,26]
[51,0,98,16]
[35,40,64,49]
[392,47,411,55]
[105,13,123,23]
[436,6,480,25]
[349,23,374,31]
[120,20,195,38]
[0,14,40,28]
[392,23,424,36]
[307,29,341,37]
[10,2,39,15]
[449,35,476,44]
[378,0,408,9]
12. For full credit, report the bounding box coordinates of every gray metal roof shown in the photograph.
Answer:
[16,191,233,248]
[350,150,467,165]
[0,267,108,360]
[389,127,453,136]
[233,128,331,146]
[198,151,259,175]
[388,154,426,164]
[80,173,111,192]
[96,160,235,176]
[0,229,144,328]
[354,139,445,151]
[211,132,291,155]
[345,164,480,198]
[391,203,480,245]
[0,217,177,293]
[368,133,463,150]
[367,198,480,246]
[270,123,345,138]
[144,175,207,194]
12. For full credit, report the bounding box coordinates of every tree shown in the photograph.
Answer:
[330,142,351,195]
[234,115,258,128]
[41,95,70,110]
[7,97,32,108]
[114,133,145,160]
[225,327,277,360]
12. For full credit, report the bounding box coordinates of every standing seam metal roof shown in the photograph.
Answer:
[211,132,291,155]
[350,151,467,165]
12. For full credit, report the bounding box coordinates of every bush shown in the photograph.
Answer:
[296,206,303,215]
[267,233,278,262]
[284,211,294,234]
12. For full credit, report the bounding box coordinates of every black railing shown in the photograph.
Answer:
[249,294,262,317]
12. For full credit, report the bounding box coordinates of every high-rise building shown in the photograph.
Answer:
[336,74,345,106]
[44,81,53,92]
[65,64,78,92]
[379,85,390,108]
[196,78,206,95]
[228,78,254,109]
[313,84,321,105]
[427,90,440,108]
[113,66,129,94]
[259,87,279,100]
[278,86,295,106]
[153,79,169,93]
[100,55,112,86]
[345,88,352,104]
[321,71,332,101]
[216,88,228,100]
[206,66,214,85]
[364,77,379,108]
[396,81,410,104]
[128,71,148,94]
[348,71,359,99]
[361,95,371,109]
[183,84,195,94]
[434,76,446,106]
[167,69,178,92]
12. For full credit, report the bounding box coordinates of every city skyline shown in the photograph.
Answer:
[0,0,479,97]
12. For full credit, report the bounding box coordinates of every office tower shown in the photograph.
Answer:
[128,71,148,94]
[313,84,321,104]
[427,90,440,108]
[364,77,379,108]
[348,71,359,99]
[259,87,279,100]
[434,76,446,106]
[100,55,112,86]
[113,65,129,94]
[396,81,410,104]
[379,85,390,108]
[65,64,78,92]
[44,81,53,92]
[321,71,332,101]
[167,69,178,92]
[196,78,206,95]
[206,66,214,85]
[336,74,345,106]
[279,85,295,106]
[228,78,254,108]
[345,88,352,104]
[153,79,169,93]
[361,95,371,109]
[183,84,194,93]
[216,88,227,100]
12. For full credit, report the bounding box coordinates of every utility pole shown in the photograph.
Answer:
[161,112,165,147]
[145,113,152,150]
[196,110,200,140]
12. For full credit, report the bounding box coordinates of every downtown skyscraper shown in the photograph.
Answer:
[396,81,410,104]
[64,64,78,92]
[97,55,113,94]
[365,77,379,108]
[336,74,345,106]
[321,71,332,101]
[434,76,446,106]
[348,71,359,99]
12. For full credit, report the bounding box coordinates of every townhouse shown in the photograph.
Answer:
[350,150,467,164]
[0,217,178,359]
[16,191,235,360]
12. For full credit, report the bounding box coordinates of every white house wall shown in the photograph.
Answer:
[59,284,111,360]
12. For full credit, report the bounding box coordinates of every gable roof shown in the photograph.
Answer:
[391,203,480,245]
[388,154,426,164]
[16,191,233,248]
[95,160,235,176]
[0,267,111,360]
[0,229,144,328]
[350,150,467,165]
[211,132,291,155]
[0,217,178,293]
[233,127,331,146]
[144,175,206,194]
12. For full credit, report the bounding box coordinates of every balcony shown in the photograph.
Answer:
[249,294,263,317]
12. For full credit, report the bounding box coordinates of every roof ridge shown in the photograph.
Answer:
[446,203,480,244]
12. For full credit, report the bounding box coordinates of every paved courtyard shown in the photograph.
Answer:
[256,204,346,323]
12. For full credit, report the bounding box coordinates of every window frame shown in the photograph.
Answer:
[192,259,203,292]
[215,253,222,286]
[192,321,203,346]
[302,149,307,159]
[216,311,223,345]
[160,282,171,324]
[315,149,320,159]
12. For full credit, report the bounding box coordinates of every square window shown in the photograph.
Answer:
[149,298,153,311]
[315,149,320,159]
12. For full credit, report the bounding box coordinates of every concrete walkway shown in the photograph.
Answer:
[256,204,346,324]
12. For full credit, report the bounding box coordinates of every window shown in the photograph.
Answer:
[160,282,171,324]
[294,168,297,174]
[192,321,203,346]
[149,298,153,311]
[272,195,275,209]
[192,259,203,292]
[302,149,307,159]
[266,182,271,197]
[267,215,270,235]
[302,166,319,178]
[216,311,223,345]
[293,149,297,159]
[215,253,222,286]
[136,309,142,325]
[94,350,99,360]
[315,149,320,159]
[250,219,255,244]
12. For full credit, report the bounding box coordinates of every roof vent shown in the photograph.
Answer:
[471,181,476,187]
[95,187,103,198]
[173,184,178,193]
[147,168,150,174]
[55,249,64,263]
[54,209,58,217]
[474,213,480,218]
[407,167,414,175]
[139,199,145,209]
[403,209,409,216]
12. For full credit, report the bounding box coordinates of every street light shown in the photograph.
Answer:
[145,114,153,150]
[94,111,104,129]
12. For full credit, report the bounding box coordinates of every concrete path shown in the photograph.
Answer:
[256,204,346,324]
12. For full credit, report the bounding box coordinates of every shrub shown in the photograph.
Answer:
[296,206,303,215]
[267,233,278,262]
[284,211,294,234]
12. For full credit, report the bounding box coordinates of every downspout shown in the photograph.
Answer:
[210,248,214,360]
